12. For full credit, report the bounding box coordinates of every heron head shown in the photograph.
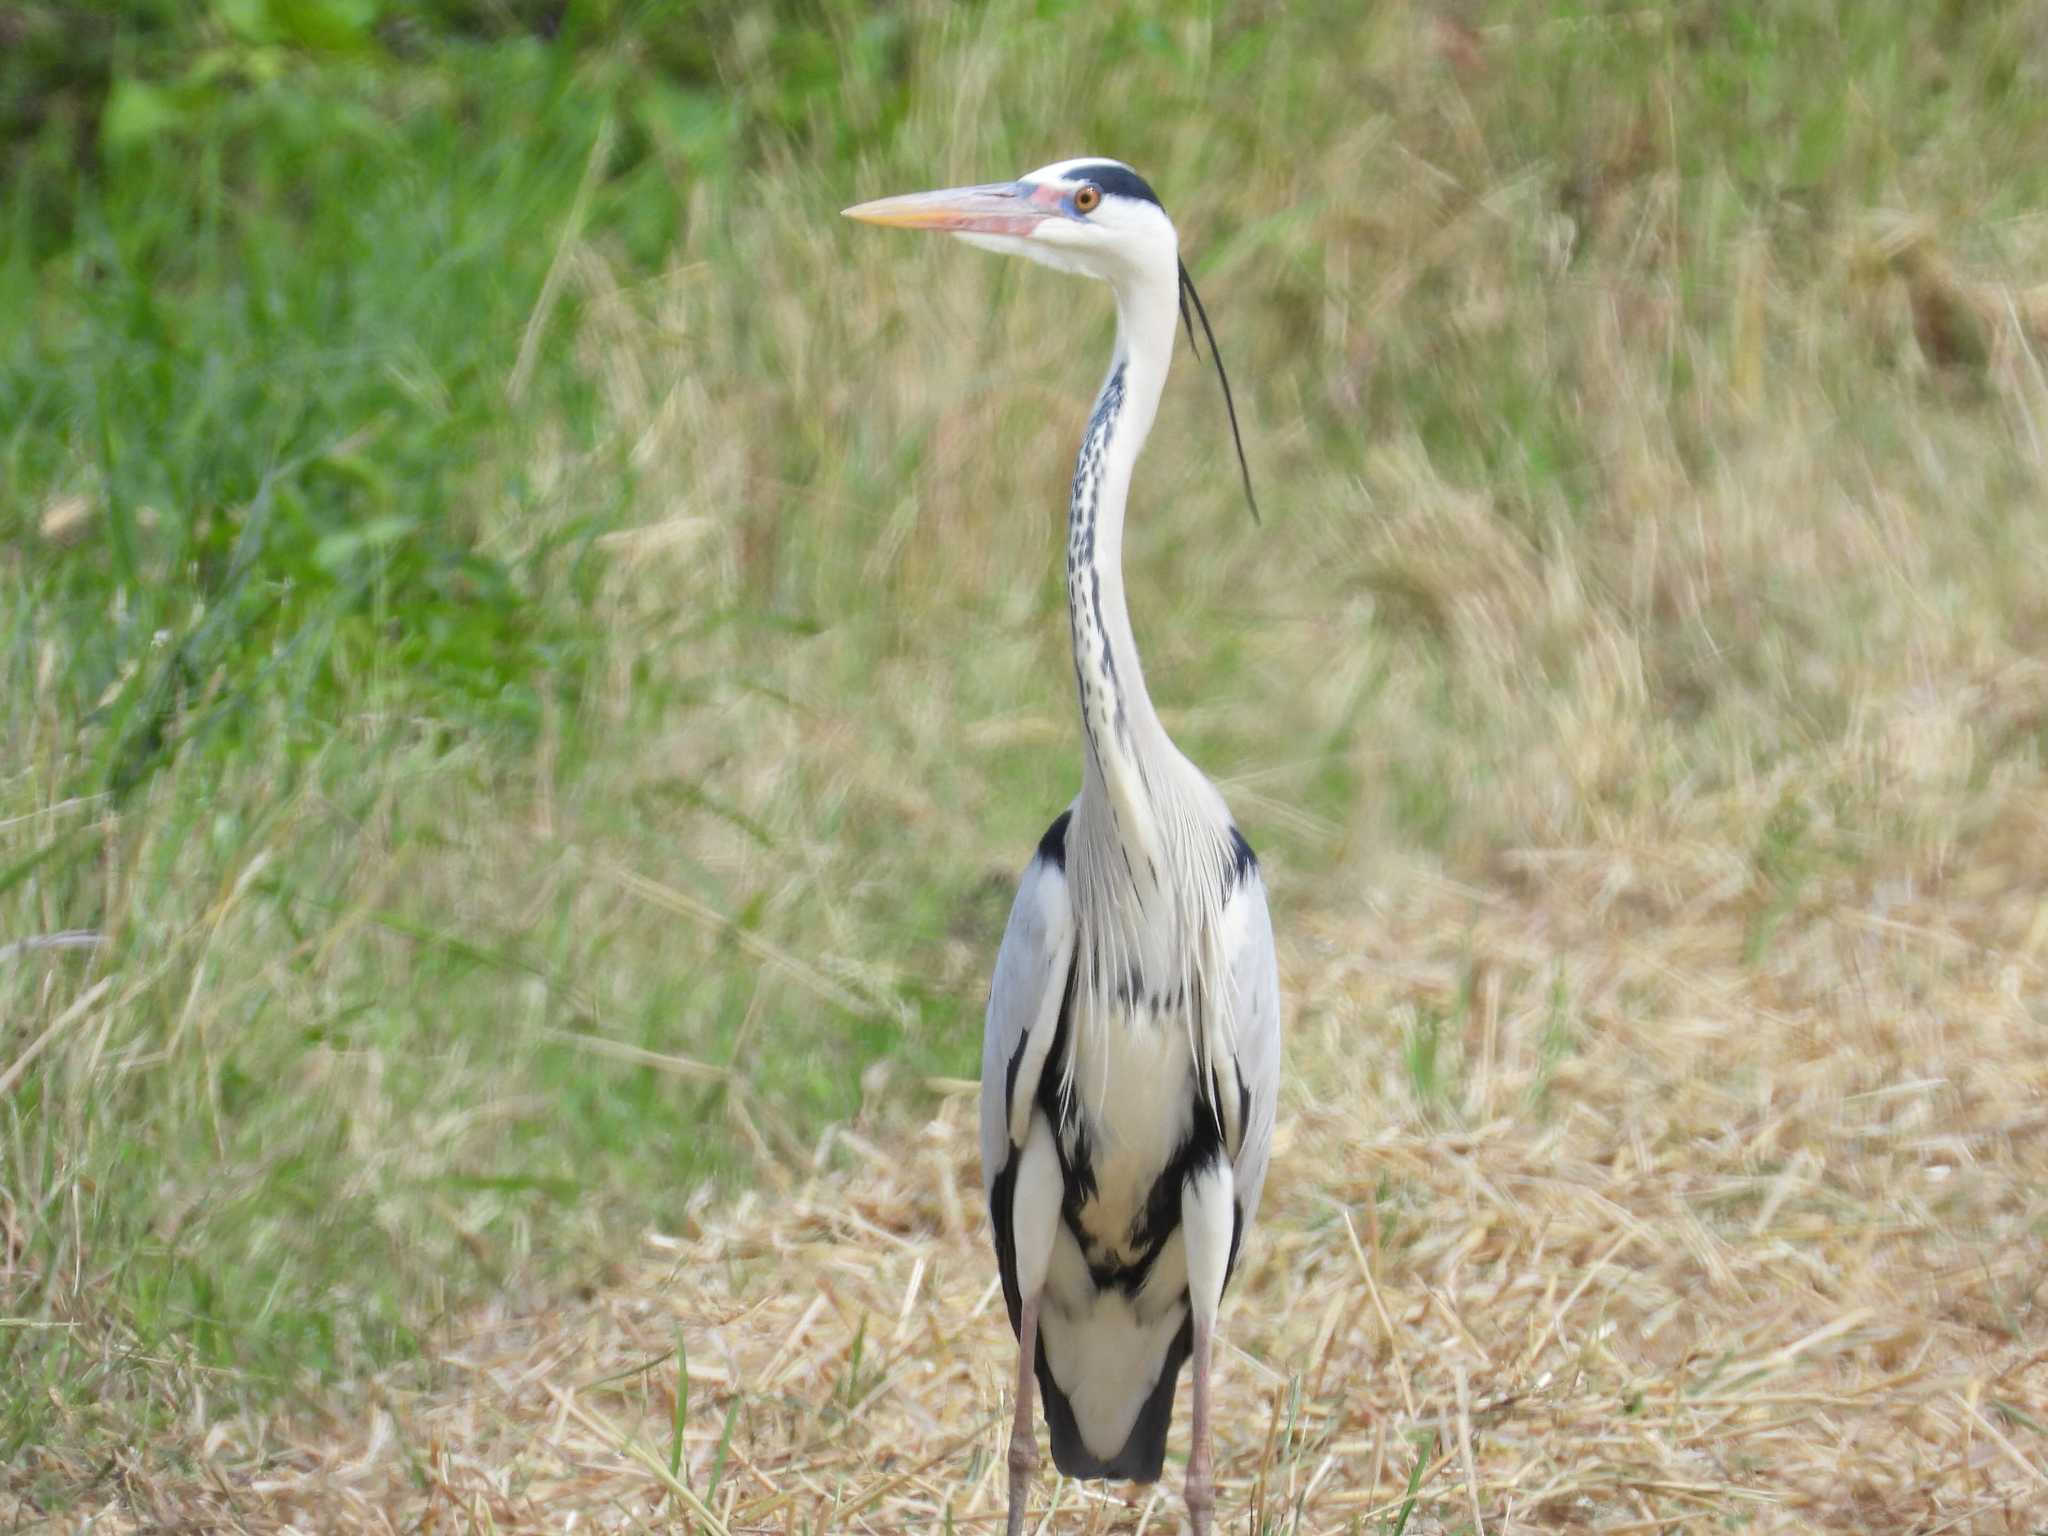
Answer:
[846,157,1260,522]
[843,158,1177,289]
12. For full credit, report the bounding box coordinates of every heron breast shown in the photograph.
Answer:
[1058,997,1204,1270]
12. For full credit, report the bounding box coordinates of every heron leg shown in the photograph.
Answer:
[1187,1316,1217,1536]
[1006,1117,1062,1536]
[1007,1295,1041,1536]
[1181,1159,1236,1536]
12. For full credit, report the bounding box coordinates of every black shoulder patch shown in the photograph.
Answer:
[1037,808,1073,871]
[1228,825,1258,886]
[1065,162,1164,211]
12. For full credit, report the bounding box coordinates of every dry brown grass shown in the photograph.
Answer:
[14,825,2046,1531]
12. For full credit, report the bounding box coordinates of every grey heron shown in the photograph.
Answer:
[846,159,1281,1536]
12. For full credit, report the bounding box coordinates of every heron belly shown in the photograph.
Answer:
[1063,997,1200,1261]
[1035,997,1207,1461]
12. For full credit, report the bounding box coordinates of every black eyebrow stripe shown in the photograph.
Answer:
[1060,162,1163,209]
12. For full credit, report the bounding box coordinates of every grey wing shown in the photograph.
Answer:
[978,811,1078,1203]
[1221,862,1282,1231]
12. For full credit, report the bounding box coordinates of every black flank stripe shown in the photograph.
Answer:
[990,1151,1023,1336]
[1037,964,1094,1212]
[1228,825,1258,886]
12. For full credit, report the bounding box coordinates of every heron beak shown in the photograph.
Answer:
[842,182,1055,237]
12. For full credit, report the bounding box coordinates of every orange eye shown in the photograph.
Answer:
[1073,184,1101,214]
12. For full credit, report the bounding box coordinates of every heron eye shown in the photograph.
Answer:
[1073,184,1101,214]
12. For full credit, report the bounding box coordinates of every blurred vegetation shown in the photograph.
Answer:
[6,0,2048,1502]
[3,0,945,1466]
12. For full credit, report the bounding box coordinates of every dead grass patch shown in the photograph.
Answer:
[13,819,2044,1533]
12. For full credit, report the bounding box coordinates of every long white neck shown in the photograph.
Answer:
[1060,252,1244,1052]
[1058,258,1244,1114]
[1066,273,1182,848]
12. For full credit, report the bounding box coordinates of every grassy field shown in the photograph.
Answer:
[5,1,2048,1527]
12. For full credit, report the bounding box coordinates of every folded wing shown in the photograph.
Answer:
[980,810,1078,1206]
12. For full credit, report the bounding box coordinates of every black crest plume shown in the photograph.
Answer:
[1177,258,1259,524]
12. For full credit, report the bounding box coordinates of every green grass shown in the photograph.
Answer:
[7,0,2048,1499]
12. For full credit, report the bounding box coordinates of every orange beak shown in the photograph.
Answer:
[843,182,1058,237]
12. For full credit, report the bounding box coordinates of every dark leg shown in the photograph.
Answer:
[1007,1295,1041,1536]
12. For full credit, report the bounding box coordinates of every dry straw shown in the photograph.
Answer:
[13,841,2045,1532]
